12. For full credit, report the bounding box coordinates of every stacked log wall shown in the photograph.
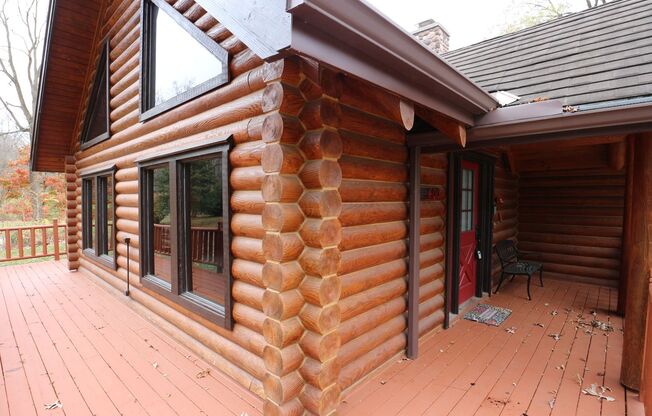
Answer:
[69,0,299,398]
[322,71,448,393]
[492,157,519,284]
[417,153,447,336]
[518,168,626,287]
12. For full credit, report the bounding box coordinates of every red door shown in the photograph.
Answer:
[459,160,479,305]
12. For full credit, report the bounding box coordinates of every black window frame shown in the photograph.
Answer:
[80,39,111,150]
[81,166,117,269]
[140,0,230,122]
[138,137,233,328]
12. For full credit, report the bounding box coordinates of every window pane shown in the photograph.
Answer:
[153,6,225,106]
[151,166,172,284]
[91,178,96,250]
[85,68,108,141]
[186,157,225,306]
[106,175,114,257]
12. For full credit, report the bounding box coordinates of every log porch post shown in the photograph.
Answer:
[620,134,652,390]
[65,155,80,270]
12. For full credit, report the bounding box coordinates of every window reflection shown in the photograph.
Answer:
[186,158,225,306]
[153,7,224,106]
[151,166,172,284]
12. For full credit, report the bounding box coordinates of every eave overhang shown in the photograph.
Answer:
[285,0,498,125]
[194,0,497,126]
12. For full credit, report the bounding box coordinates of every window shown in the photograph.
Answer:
[81,40,110,149]
[461,168,474,232]
[82,167,117,268]
[139,139,232,327]
[140,0,229,121]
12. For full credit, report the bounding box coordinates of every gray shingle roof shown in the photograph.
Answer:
[443,0,652,108]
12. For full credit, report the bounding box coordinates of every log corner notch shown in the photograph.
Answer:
[415,104,467,147]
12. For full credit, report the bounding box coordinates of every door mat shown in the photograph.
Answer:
[464,304,512,326]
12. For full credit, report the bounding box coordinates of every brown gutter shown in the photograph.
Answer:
[469,101,652,145]
[286,0,498,125]
[410,102,652,150]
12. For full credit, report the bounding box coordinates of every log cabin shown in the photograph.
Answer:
[29,0,652,414]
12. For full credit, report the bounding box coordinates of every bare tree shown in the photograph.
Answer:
[0,0,48,221]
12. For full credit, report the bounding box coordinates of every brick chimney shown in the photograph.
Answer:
[413,19,450,55]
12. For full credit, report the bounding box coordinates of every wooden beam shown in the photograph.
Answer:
[609,140,627,170]
[320,69,415,130]
[415,105,467,147]
[505,151,518,174]
[621,134,652,390]
[509,135,625,153]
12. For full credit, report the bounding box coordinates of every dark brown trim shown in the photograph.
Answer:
[80,39,111,150]
[407,145,421,359]
[140,0,229,122]
[81,165,118,270]
[138,139,234,329]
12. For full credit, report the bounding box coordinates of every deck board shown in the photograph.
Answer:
[341,278,644,416]
[0,261,263,416]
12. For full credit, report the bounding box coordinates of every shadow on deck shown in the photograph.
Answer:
[0,260,262,416]
[341,277,645,416]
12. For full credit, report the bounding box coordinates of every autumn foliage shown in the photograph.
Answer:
[0,145,65,222]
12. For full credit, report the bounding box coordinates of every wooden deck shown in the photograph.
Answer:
[341,278,645,416]
[0,261,262,416]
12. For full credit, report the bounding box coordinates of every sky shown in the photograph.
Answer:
[365,0,592,50]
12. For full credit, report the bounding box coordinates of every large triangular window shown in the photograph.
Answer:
[141,0,229,121]
[81,41,110,148]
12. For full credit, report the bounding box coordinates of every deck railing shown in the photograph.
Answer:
[0,220,68,263]
[153,224,222,266]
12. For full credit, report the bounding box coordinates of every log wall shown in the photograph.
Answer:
[69,0,294,400]
[518,168,626,287]
[492,156,519,284]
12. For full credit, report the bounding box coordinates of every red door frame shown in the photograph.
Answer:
[446,152,495,320]
[458,160,480,305]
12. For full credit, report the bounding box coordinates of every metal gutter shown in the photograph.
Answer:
[286,0,498,125]
[469,101,652,143]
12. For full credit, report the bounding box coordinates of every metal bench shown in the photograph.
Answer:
[494,240,543,300]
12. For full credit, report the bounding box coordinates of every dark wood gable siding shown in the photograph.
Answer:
[33,0,102,171]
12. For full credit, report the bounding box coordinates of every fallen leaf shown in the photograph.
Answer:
[380,380,387,385]
[196,369,211,379]
[551,310,559,316]
[576,374,584,385]
[44,401,62,410]
[153,362,158,369]
[506,327,517,334]
[582,384,615,402]
[548,398,555,409]
[549,334,561,341]
[534,323,545,328]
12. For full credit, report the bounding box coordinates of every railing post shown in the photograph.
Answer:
[53,219,60,261]
[4,229,11,260]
